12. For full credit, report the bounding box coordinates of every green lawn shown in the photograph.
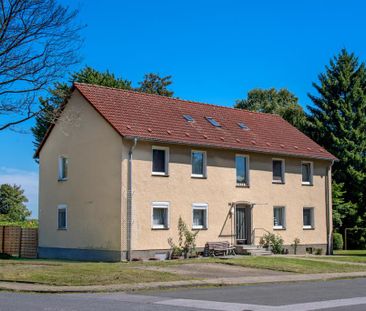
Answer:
[0,260,191,286]
[221,256,366,274]
[334,250,366,256]
[1,255,366,286]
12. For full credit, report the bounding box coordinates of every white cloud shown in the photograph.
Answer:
[0,167,38,218]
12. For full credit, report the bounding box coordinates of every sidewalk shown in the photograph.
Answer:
[1,271,366,293]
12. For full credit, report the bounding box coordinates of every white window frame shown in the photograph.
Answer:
[192,203,208,229]
[303,207,315,229]
[58,156,68,181]
[191,150,207,178]
[272,158,285,184]
[151,146,169,176]
[57,204,68,230]
[301,161,313,185]
[151,201,170,229]
[235,154,250,186]
[273,206,286,229]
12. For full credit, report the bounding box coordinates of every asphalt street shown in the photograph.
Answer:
[1,278,366,311]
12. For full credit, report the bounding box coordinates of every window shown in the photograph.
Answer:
[236,155,249,186]
[57,204,67,230]
[191,150,206,177]
[302,162,313,185]
[272,159,285,183]
[58,156,68,181]
[183,115,194,122]
[238,122,250,130]
[152,146,169,175]
[192,203,208,229]
[303,207,314,229]
[273,206,285,229]
[152,202,169,229]
[206,117,221,127]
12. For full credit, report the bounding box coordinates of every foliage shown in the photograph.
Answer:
[138,73,174,97]
[168,217,198,259]
[0,184,30,221]
[259,233,284,254]
[0,215,38,228]
[307,49,366,243]
[0,0,83,131]
[332,181,357,229]
[292,237,301,255]
[235,88,308,130]
[333,232,344,250]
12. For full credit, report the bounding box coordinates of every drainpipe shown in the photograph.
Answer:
[325,160,334,255]
[127,137,138,261]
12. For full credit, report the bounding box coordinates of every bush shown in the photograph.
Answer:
[259,233,284,254]
[333,232,344,250]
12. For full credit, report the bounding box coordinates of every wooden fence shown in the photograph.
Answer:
[0,226,38,258]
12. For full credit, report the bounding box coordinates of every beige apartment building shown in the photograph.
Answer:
[36,83,337,261]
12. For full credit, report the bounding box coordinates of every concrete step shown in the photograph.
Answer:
[235,245,272,256]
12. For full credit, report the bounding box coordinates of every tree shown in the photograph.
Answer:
[0,184,30,221]
[308,49,366,238]
[235,88,308,130]
[31,66,132,153]
[0,0,83,131]
[137,73,174,97]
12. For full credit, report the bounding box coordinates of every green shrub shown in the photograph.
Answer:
[333,232,344,250]
[259,233,284,254]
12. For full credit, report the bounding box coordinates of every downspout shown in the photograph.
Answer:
[325,160,334,255]
[127,137,138,261]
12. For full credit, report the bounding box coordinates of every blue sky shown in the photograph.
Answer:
[1,0,366,218]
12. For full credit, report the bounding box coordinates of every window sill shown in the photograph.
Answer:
[272,181,285,184]
[303,226,315,230]
[57,228,67,231]
[151,173,169,177]
[151,227,169,230]
[273,227,286,230]
[302,182,313,186]
[192,227,208,230]
[58,178,68,182]
[191,175,207,179]
[236,184,249,188]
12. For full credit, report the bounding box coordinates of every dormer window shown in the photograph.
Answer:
[183,115,194,122]
[206,117,221,127]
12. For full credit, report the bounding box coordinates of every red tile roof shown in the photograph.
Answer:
[36,83,337,161]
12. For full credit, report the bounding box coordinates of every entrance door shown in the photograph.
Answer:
[235,205,252,245]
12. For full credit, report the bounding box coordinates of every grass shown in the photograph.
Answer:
[0,259,191,286]
[1,255,366,286]
[220,256,366,274]
[334,250,366,256]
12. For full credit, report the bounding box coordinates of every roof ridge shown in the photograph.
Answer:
[73,82,281,118]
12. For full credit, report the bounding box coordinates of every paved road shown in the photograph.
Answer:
[1,278,366,310]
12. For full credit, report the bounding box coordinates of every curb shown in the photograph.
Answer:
[1,272,366,293]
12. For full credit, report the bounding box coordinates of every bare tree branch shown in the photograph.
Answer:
[0,0,84,131]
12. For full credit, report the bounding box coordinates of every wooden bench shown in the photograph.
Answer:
[205,241,236,257]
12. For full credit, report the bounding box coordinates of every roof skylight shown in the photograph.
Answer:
[183,115,194,122]
[238,122,250,130]
[206,117,221,127]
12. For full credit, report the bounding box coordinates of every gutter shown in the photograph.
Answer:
[325,160,334,255]
[127,137,138,261]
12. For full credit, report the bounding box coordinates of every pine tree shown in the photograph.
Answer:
[235,88,308,130]
[308,49,366,237]
[137,73,174,97]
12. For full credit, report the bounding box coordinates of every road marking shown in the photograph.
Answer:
[155,296,366,311]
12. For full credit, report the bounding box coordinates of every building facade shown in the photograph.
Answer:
[37,83,336,261]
